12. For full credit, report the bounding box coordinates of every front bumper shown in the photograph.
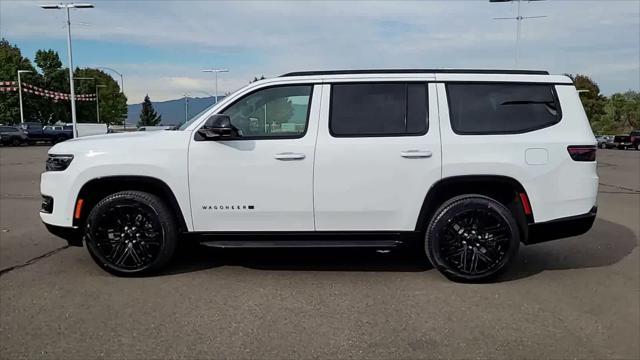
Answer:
[525,206,597,244]
[43,223,83,247]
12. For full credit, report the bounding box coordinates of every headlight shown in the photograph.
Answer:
[46,154,74,171]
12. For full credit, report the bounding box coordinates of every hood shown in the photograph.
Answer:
[48,130,191,155]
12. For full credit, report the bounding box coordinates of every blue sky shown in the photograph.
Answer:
[1,0,638,104]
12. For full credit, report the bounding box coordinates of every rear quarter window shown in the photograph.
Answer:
[446,83,561,135]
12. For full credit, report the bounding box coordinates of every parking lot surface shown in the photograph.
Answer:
[1,146,638,359]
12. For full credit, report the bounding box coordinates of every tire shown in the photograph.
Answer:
[84,191,178,276]
[599,143,606,149]
[11,138,21,147]
[425,194,520,282]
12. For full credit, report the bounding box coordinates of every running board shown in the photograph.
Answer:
[200,239,404,249]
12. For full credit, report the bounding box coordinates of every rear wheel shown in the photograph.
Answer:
[599,143,606,149]
[425,194,520,282]
[84,191,177,276]
[11,138,21,146]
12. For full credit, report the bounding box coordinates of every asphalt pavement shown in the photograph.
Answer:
[0,146,638,359]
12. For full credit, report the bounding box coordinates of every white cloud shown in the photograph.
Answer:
[1,0,638,102]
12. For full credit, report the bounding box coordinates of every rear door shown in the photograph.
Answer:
[313,81,442,231]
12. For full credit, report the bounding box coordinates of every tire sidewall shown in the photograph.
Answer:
[84,191,177,276]
[425,195,520,282]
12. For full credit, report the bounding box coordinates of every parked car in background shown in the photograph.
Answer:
[629,130,640,150]
[43,126,74,143]
[0,126,29,146]
[596,135,613,149]
[20,122,73,144]
[612,135,633,150]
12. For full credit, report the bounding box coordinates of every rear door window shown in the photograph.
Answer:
[330,83,428,137]
[446,83,561,134]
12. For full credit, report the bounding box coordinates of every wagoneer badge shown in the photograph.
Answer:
[202,205,255,210]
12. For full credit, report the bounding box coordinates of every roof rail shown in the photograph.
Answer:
[281,69,550,77]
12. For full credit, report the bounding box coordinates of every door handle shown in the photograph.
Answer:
[400,150,432,158]
[274,152,306,160]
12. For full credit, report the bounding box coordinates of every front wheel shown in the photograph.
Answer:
[425,194,520,282]
[84,191,177,276]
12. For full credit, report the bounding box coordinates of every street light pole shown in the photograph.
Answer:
[40,3,94,138]
[201,69,229,104]
[96,84,106,123]
[17,70,32,125]
[184,93,190,124]
[96,66,124,94]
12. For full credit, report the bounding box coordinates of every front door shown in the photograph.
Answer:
[314,82,442,231]
[189,84,321,231]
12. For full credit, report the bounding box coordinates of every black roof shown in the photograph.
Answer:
[281,69,550,77]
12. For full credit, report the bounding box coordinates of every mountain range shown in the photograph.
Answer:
[126,96,223,127]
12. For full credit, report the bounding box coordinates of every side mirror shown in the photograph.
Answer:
[197,115,239,140]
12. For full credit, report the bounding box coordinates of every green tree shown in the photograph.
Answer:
[567,74,607,127]
[0,38,37,124]
[33,49,68,124]
[34,49,62,79]
[138,95,162,126]
[601,91,640,134]
[74,68,127,125]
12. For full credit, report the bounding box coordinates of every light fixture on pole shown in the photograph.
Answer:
[96,66,124,94]
[17,70,32,124]
[183,93,191,124]
[96,84,106,123]
[40,2,95,138]
[201,68,229,104]
[490,0,546,68]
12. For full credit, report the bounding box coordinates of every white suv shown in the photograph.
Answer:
[40,69,598,281]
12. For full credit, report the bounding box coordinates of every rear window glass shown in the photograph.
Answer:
[330,83,428,136]
[447,83,561,134]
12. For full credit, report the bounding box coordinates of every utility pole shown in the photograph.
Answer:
[201,69,229,104]
[40,3,95,138]
[184,93,190,124]
[490,0,546,68]
[96,84,106,123]
[17,70,32,124]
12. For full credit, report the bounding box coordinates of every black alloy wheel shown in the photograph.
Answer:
[425,194,520,282]
[84,191,177,276]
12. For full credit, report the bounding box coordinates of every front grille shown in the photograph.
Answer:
[41,195,53,214]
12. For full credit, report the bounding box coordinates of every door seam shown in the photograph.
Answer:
[311,83,325,231]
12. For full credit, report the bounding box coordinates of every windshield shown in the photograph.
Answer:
[178,103,217,130]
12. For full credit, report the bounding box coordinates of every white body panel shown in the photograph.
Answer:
[437,83,597,222]
[40,131,193,229]
[313,83,442,230]
[40,70,598,234]
[188,85,323,231]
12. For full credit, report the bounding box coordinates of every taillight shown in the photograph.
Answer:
[567,145,596,161]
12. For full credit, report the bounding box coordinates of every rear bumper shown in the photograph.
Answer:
[525,206,597,244]
[44,223,83,247]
